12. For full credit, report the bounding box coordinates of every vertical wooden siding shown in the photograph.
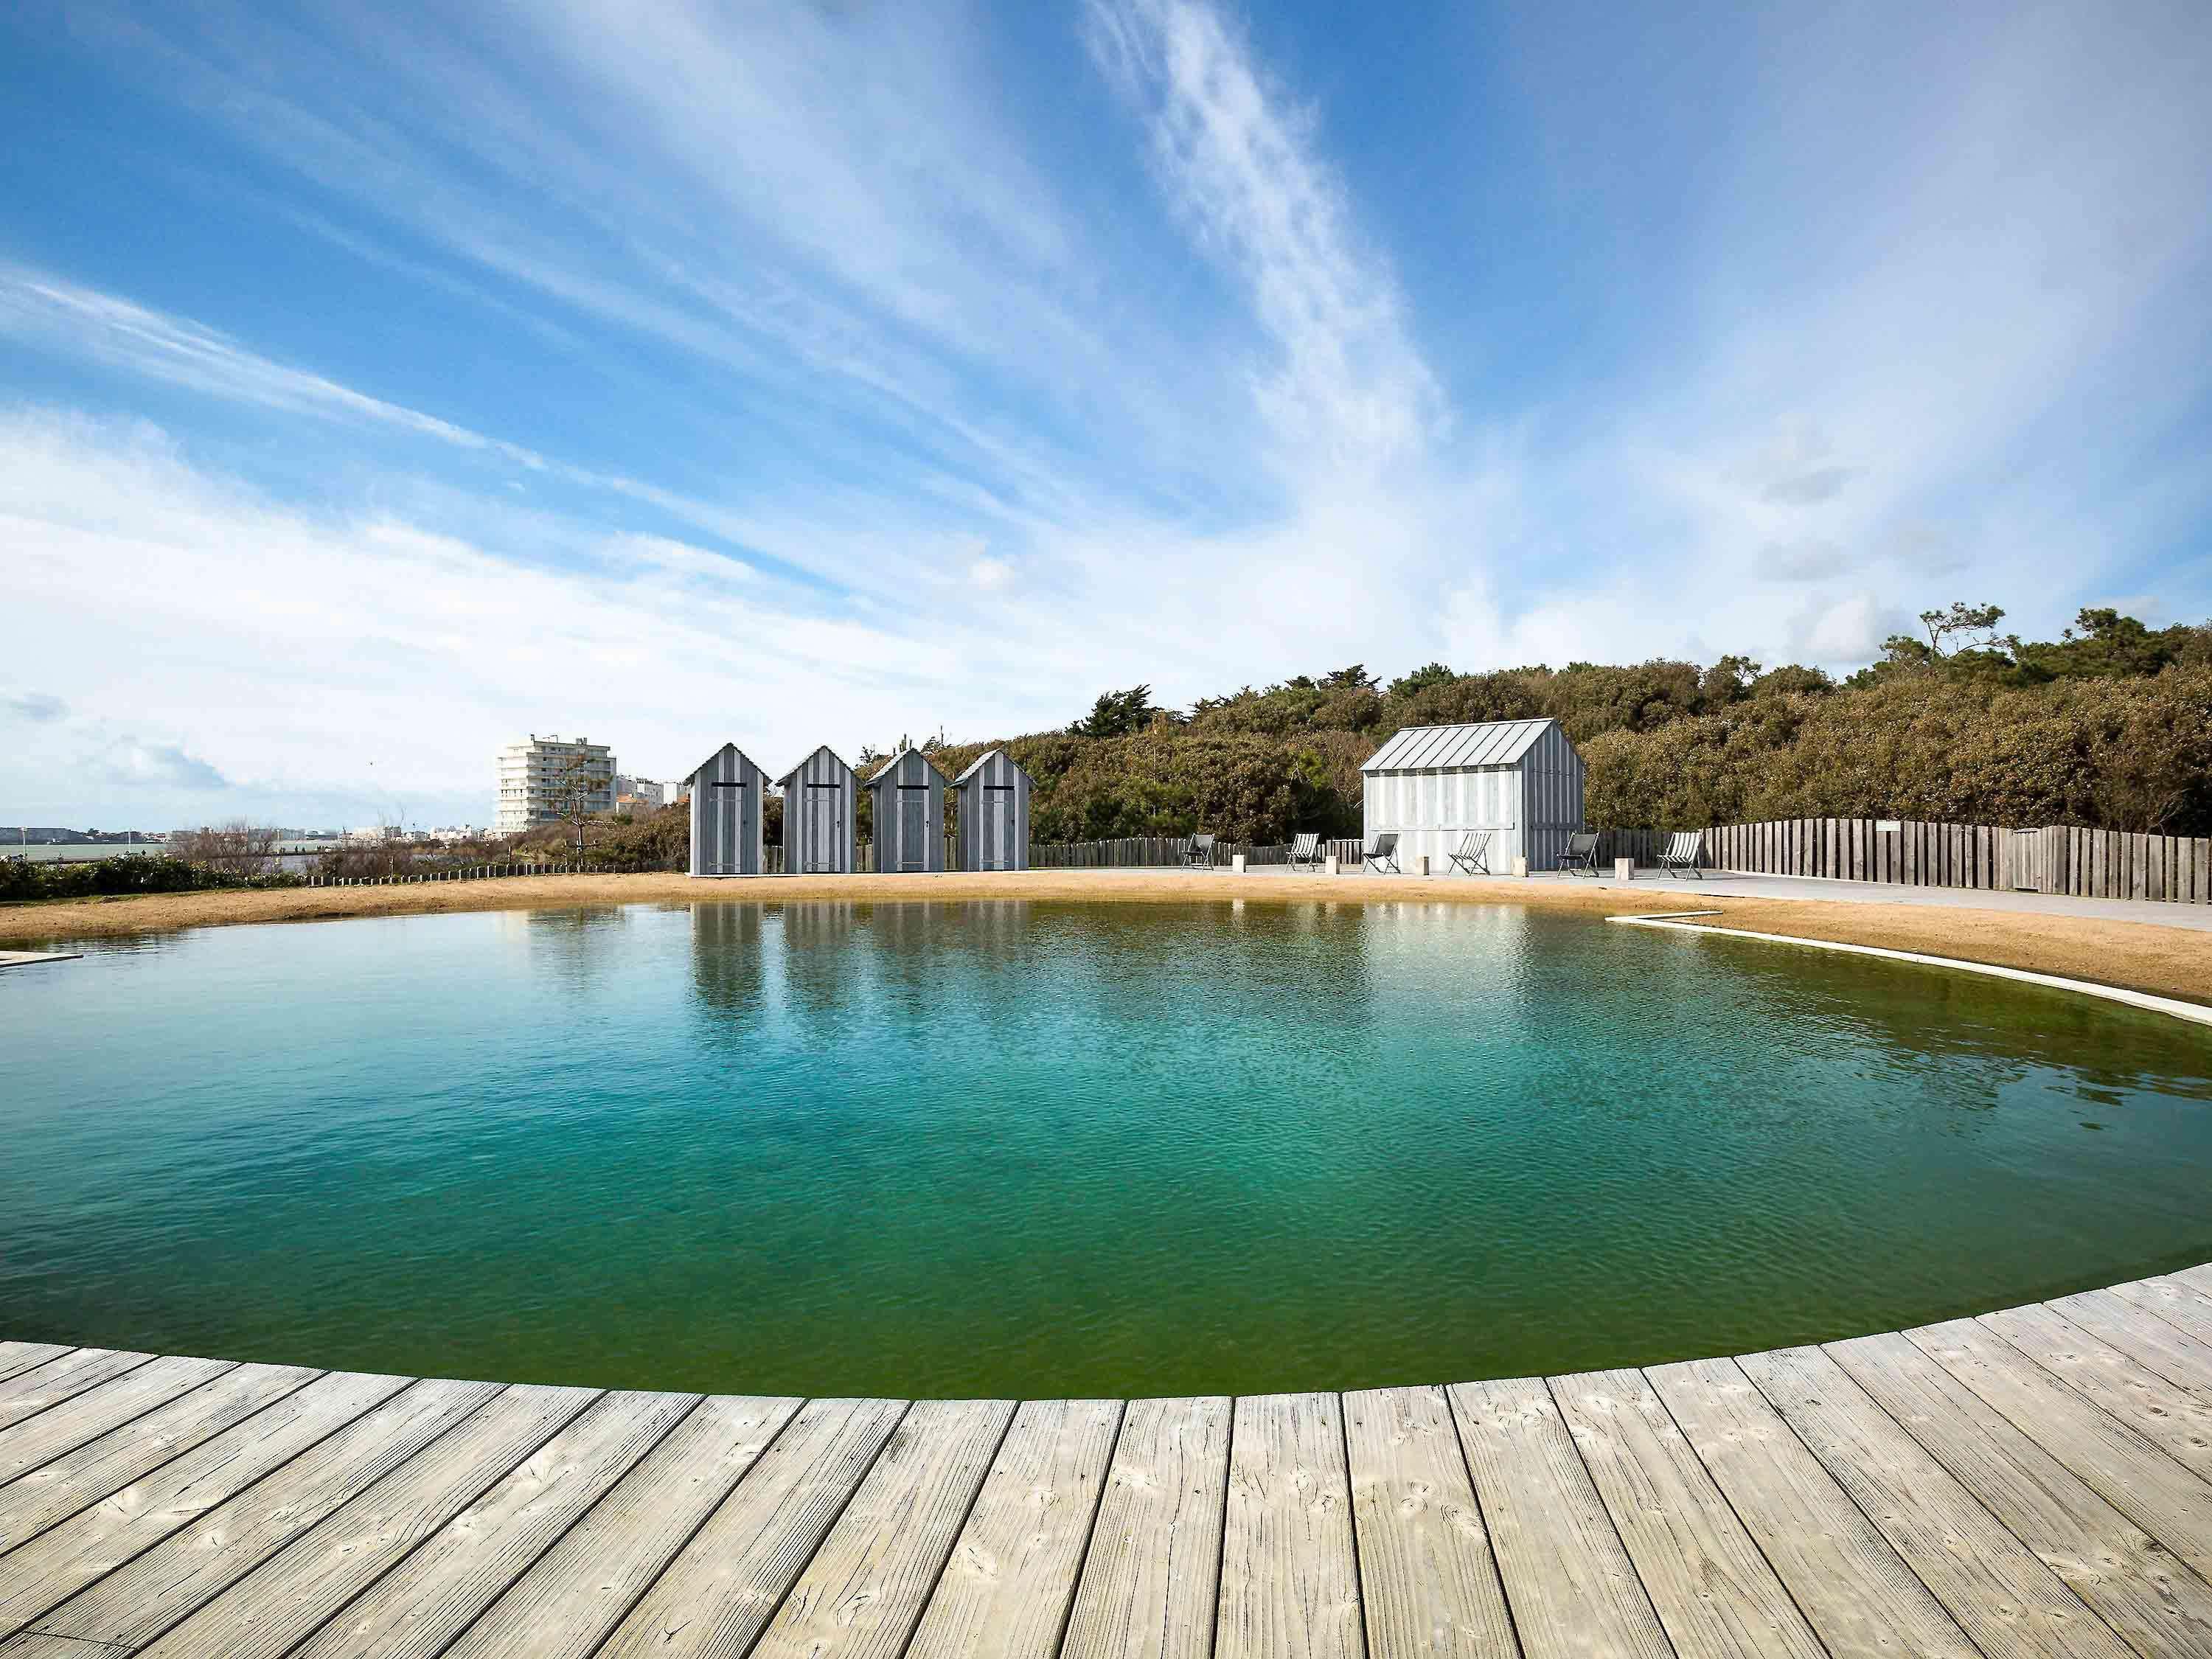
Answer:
[951,751,1032,872]
[1696,819,2211,902]
[1016,823,2210,902]
[779,747,858,874]
[863,751,947,873]
[688,744,766,877]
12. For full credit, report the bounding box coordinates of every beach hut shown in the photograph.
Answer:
[1359,718,1585,875]
[686,742,768,876]
[778,745,859,874]
[950,748,1032,872]
[863,748,947,872]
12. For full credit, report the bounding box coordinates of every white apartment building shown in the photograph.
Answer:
[613,775,665,808]
[495,734,617,833]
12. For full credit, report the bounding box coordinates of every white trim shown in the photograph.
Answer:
[1607,914,2212,1028]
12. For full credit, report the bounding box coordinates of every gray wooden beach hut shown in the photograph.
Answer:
[863,748,947,872]
[1360,717,1585,875]
[949,748,1032,871]
[778,745,858,874]
[686,742,768,877]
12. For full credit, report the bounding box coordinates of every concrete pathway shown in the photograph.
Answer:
[0,950,79,969]
[1555,868,2212,931]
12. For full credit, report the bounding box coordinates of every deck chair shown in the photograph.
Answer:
[1181,832,1216,869]
[1447,830,1492,876]
[1658,830,1704,878]
[1288,832,1324,872]
[1363,832,1400,874]
[1557,831,1601,876]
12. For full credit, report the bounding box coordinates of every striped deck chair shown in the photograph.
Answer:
[1288,832,1324,872]
[1180,833,1216,869]
[1363,832,1400,874]
[1658,830,1705,878]
[1448,830,1492,875]
[1556,832,1600,876]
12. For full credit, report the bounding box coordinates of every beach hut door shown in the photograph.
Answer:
[982,783,1015,869]
[709,780,745,874]
[897,786,928,870]
[805,782,842,872]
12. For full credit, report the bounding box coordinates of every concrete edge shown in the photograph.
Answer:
[1608,913,2212,1027]
[0,950,81,970]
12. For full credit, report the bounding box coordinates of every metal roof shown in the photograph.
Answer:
[1360,717,1559,773]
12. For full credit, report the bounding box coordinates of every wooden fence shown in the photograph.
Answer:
[1020,820,2211,903]
[1699,818,2212,904]
[1026,837,1366,869]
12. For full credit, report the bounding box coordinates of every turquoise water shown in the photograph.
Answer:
[3,900,2210,1398]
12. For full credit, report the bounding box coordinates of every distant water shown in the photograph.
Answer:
[2,841,335,868]
[3,841,171,861]
[2,899,2208,1397]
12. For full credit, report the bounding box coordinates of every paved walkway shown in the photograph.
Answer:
[8,1267,2212,1656]
[1060,863,2212,933]
[1540,867,2212,931]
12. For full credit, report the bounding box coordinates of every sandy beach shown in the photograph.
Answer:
[4,867,2209,1007]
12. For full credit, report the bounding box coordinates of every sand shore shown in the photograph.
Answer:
[4,867,2210,1007]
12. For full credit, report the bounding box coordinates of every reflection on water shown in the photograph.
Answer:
[1,899,2208,1398]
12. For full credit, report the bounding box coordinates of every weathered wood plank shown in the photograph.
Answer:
[1646,1356,1979,1657]
[0,1355,232,1486]
[2106,1275,2212,1350]
[1215,1392,1362,1659]
[1343,1385,1517,1659]
[0,1363,319,1554]
[0,1350,69,1389]
[291,1388,700,1659]
[748,1397,1015,1659]
[2050,1287,2212,1402]
[1549,1368,1819,1658]
[1447,1377,1670,1658]
[1832,1329,2212,1659]
[0,1349,153,1433]
[905,1397,1122,1659]
[0,1368,408,1639]
[1981,1302,2212,1479]
[132,1383,597,1659]
[1740,1345,2132,1658]
[1061,1395,1230,1659]
[20,1376,501,1651]
[443,1393,799,1659]
[1909,1318,2212,1582]
[598,1396,908,1659]
[2180,1265,2212,1300]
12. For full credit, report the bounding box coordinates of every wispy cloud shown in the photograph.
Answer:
[3,0,2210,826]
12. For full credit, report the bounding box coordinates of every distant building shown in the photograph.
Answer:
[614,776,665,808]
[495,734,616,833]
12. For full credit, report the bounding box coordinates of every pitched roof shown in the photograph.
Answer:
[774,744,854,785]
[1360,717,1561,773]
[685,741,761,782]
[950,748,1031,786]
[863,747,948,787]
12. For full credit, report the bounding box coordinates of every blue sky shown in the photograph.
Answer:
[3,0,2208,830]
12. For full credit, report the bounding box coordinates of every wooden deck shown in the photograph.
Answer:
[6,1266,2212,1656]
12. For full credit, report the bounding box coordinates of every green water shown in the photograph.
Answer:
[3,900,2208,1398]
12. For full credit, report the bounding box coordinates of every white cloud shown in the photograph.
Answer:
[3,691,69,724]
[6,0,2211,834]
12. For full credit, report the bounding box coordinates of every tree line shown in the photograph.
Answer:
[919,606,2212,843]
